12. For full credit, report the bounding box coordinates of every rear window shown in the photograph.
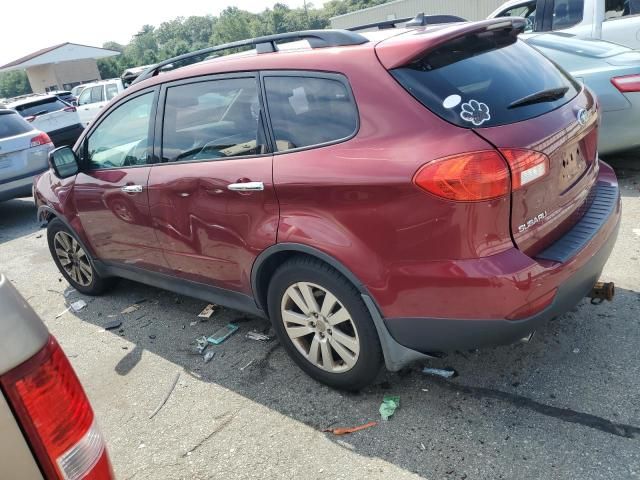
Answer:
[390,33,580,128]
[0,111,33,139]
[14,98,68,118]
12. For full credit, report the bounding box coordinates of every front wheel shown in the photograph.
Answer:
[267,257,382,391]
[47,218,114,295]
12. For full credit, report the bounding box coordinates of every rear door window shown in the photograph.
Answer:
[0,111,33,139]
[552,0,584,29]
[497,1,537,32]
[14,98,67,117]
[390,33,579,128]
[263,75,358,152]
[162,77,266,162]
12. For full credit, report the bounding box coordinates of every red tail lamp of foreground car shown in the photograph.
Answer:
[30,132,53,148]
[611,74,640,93]
[0,336,114,480]
[413,149,549,201]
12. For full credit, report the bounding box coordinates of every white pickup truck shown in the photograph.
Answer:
[489,0,640,48]
[76,79,125,126]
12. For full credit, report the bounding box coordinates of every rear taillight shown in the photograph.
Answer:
[413,149,550,201]
[611,74,640,93]
[413,151,510,201]
[499,149,550,190]
[30,132,52,148]
[63,106,77,112]
[0,336,114,480]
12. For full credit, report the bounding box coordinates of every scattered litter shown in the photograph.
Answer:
[379,395,400,421]
[633,228,640,237]
[420,443,426,451]
[149,334,156,340]
[246,331,272,342]
[204,350,216,363]
[138,443,145,449]
[421,388,429,392]
[198,304,217,318]
[190,321,198,327]
[104,319,122,330]
[70,300,87,312]
[121,303,141,314]
[149,372,180,419]
[55,306,71,319]
[35,233,42,239]
[573,348,580,354]
[240,359,254,371]
[196,336,209,353]
[122,346,129,350]
[422,367,458,379]
[207,323,239,345]
[323,421,377,436]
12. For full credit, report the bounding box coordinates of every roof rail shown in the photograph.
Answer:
[347,12,466,32]
[131,29,368,86]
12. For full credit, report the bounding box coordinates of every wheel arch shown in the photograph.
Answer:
[251,243,376,314]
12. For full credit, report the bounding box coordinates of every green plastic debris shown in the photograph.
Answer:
[379,395,400,420]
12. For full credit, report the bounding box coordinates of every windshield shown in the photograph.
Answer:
[390,33,580,128]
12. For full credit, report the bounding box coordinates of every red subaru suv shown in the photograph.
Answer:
[34,17,620,390]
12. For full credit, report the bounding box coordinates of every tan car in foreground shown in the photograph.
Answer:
[0,274,114,479]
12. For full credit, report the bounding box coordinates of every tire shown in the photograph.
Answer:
[267,256,382,391]
[47,218,114,295]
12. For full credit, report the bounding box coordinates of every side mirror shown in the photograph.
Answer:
[48,146,79,179]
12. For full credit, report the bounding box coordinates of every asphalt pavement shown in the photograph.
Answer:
[0,153,638,480]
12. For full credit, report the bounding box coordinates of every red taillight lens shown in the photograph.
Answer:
[0,336,114,480]
[499,149,550,190]
[611,74,640,93]
[413,151,510,201]
[30,132,52,148]
[63,105,77,112]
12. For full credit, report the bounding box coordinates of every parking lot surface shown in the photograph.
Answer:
[1,154,639,480]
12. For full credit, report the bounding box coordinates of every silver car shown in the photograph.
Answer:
[526,34,640,155]
[0,274,114,479]
[0,109,53,202]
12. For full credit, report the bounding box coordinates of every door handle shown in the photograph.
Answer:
[227,181,264,192]
[121,185,143,193]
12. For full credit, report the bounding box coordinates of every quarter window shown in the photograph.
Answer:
[86,92,154,170]
[162,77,266,163]
[264,76,358,152]
[105,84,119,100]
[90,86,104,103]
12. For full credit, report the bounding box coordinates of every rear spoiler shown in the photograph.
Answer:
[375,18,526,70]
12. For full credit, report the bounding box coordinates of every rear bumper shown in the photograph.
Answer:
[48,123,84,147]
[383,162,621,354]
[0,167,49,202]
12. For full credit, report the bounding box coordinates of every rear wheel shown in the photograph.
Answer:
[267,257,382,390]
[47,218,114,295]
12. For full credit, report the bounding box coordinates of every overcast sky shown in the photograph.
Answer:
[1,0,325,66]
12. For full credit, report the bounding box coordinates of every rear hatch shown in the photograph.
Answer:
[0,111,46,183]
[380,19,599,256]
[13,97,78,133]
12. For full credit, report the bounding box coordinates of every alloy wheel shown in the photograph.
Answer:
[53,231,93,287]
[281,282,360,373]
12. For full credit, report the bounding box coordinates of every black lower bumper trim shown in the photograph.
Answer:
[384,217,620,354]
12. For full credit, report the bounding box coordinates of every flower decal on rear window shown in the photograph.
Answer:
[460,100,491,126]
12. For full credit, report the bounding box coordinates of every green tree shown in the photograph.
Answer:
[0,71,31,98]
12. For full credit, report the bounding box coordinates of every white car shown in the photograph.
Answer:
[489,0,640,48]
[6,95,84,148]
[76,79,125,126]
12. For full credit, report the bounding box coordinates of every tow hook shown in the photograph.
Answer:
[588,281,615,304]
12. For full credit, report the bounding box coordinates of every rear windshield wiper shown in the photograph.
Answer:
[507,86,569,109]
